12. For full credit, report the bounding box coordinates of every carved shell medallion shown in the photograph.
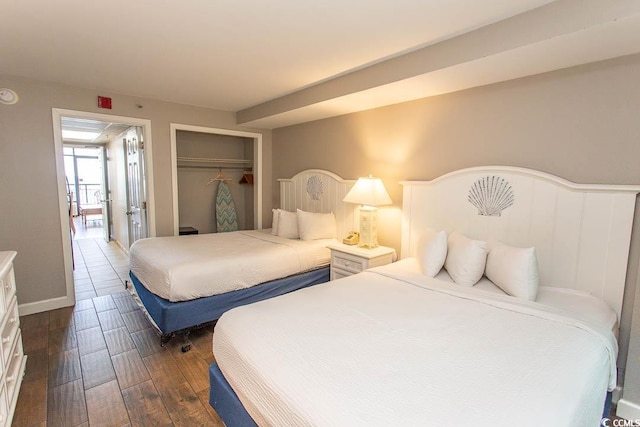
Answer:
[468,176,514,217]
[306,175,324,200]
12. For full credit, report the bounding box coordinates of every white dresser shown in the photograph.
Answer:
[0,252,26,426]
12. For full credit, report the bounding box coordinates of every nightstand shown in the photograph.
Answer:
[327,243,396,280]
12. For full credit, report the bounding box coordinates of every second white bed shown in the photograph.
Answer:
[130,229,335,302]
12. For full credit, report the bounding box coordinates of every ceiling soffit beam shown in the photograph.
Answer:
[242,14,640,129]
[236,0,640,126]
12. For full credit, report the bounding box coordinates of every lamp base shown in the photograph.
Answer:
[357,206,378,249]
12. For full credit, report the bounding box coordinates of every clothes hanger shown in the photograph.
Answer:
[207,168,233,185]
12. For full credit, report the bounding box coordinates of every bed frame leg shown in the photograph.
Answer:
[181,331,192,353]
[157,331,193,352]
[160,334,172,347]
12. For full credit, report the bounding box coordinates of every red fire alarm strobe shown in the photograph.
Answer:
[98,96,112,109]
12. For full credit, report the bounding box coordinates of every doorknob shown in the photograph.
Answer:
[126,211,133,215]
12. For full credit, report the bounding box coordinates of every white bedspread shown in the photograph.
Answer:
[129,230,334,301]
[213,262,617,427]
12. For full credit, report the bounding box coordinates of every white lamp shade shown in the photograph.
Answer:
[343,176,392,207]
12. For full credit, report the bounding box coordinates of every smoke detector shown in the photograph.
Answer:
[0,88,19,105]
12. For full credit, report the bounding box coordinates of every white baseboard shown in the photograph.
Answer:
[613,385,623,403]
[114,239,130,256]
[617,398,640,421]
[18,295,74,316]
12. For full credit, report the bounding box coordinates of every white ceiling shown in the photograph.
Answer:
[2,0,639,129]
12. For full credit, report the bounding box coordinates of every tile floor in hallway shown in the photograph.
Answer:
[71,216,130,299]
[71,215,103,241]
[72,239,130,300]
[13,236,223,426]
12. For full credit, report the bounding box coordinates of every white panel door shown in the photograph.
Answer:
[98,146,111,243]
[125,127,148,247]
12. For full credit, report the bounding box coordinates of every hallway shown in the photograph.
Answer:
[70,197,127,299]
[71,215,103,241]
[72,238,129,300]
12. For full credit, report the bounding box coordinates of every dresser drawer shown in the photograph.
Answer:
[332,253,365,274]
[0,384,8,427]
[1,267,15,310]
[1,298,19,367]
[5,333,24,409]
[0,273,6,318]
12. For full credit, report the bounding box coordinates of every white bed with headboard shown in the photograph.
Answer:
[211,166,640,426]
[129,169,356,343]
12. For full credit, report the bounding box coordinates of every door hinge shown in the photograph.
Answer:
[139,140,144,150]
[142,201,147,210]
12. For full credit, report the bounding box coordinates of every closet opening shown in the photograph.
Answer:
[170,124,263,235]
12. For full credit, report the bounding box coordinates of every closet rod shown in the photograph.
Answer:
[177,156,252,164]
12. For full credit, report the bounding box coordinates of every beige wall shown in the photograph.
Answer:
[272,54,640,397]
[0,75,272,308]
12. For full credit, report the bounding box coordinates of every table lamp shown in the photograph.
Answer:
[343,175,392,248]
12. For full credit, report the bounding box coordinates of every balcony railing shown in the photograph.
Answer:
[75,183,102,207]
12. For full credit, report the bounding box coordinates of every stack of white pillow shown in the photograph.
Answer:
[271,209,337,241]
[417,229,539,301]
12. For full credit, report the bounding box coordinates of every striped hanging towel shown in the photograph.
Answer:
[215,181,238,232]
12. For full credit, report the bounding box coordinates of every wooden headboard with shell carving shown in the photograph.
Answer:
[400,166,640,319]
[278,169,358,240]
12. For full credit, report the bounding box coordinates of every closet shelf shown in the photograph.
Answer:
[177,157,252,165]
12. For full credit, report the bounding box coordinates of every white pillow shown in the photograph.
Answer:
[276,210,299,239]
[444,232,488,286]
[296,209,337,240]
[416,229,447,277]
[271,209,280,235]
[485,240,539,301]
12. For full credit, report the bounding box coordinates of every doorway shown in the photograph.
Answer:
[63,144,109,241]
[52,108,155,306]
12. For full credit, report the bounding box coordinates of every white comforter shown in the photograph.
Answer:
[129,230,333,301]
[213,262,617,427]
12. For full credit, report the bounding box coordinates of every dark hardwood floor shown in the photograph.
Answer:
[13,235,224,426]
[15,291,223,427]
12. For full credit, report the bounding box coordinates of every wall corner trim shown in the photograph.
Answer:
[616,398,640,421]
[18,295,74,316]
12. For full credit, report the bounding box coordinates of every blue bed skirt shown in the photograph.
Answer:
[209,362,614,426]
[129,267,329,335]
[210,363,257,427]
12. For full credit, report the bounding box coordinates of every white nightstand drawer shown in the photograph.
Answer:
[331,268,352,280]
[332,253,364,274]
[328,243,396,281]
